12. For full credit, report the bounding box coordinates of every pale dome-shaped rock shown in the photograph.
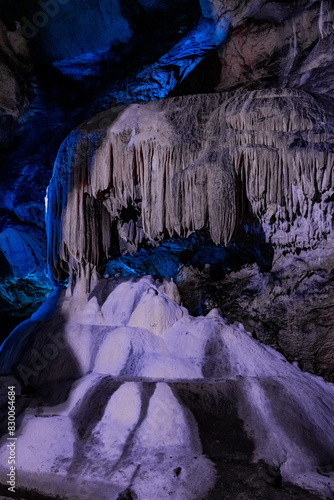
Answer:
[128,286,185,336]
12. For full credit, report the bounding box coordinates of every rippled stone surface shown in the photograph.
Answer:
[1,277,333,499]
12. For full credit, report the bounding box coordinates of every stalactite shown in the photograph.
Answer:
[47,89,334,288]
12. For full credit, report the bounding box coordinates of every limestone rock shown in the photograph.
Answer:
[0,0,202,80]
[0,276,334,499]
[47,89,334,289]
[176,243,334,383]
[2,3,334,499]
[216,1,334,96]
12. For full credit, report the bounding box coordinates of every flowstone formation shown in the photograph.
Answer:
[47,88,334,286]
[0,0,214,330]
[1,86,334,498]
[1,0,334,499]
[45,89,334,380]
[0,0,333,325]
[1,277,334,499]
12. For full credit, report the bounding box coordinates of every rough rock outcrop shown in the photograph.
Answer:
[0,0,202,80]
[116,16,229,103]
[47,89,334,289]
[175,245,334,383]
[1,277,334,499]
[216,0,334,96]
[0,20,31,149]
[0,0,227,320]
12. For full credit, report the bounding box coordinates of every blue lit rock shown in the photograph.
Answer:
[0,0,202,80]
[116,16,229,103]
[0,226,45,279]
[0,20,31,149]
[0,222,52,316]
[1,3,334,498]
[14,0,133,68]
[104,232,273,282]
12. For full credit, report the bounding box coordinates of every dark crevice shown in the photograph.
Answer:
[71,377,123,442]
[112,382,156,473]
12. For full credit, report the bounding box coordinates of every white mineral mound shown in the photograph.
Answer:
[1,276,334,499]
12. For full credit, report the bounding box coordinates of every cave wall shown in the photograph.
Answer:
[1,2,334,499]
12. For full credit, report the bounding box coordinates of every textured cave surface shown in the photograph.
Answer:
[1,278,334,499]
[0,19,31,149]
[1,0,334,499]
[1,0,334,324]
[0,0,225,325]
[46,88,334,381]
[48,88,334,276]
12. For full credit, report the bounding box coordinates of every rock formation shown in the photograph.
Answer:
[1,277,334,499]
[0,19,31,149]
[1,0,334,499]
[47,89,334,287]
[216,0,334,96]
